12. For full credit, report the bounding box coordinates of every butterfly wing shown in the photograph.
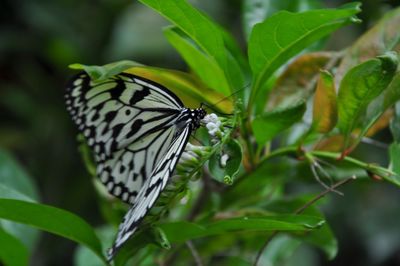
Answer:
[65,72,184,203]
[107,125,192,259]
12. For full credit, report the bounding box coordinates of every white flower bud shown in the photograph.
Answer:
[220,154,229,167]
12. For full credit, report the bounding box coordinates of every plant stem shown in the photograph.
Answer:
[186,241,203,266]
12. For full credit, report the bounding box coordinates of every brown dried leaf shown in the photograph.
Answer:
[266,52,334,110]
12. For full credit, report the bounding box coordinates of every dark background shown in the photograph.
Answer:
[1,0,400,265]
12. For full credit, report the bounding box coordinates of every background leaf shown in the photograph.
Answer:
[139,0,233,93]
[163,26,230,95]
[248,3,361,108]
[69,60,143,82]
[337,53,398,147]
[252,102,306,145]
[336,7,400,86]
[0,228,28,266]
[0,149,40,255]
[242,0,323,40]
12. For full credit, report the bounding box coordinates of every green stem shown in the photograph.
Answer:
[256,146,395,181]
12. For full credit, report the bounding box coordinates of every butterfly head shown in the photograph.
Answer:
[189,108,207,129]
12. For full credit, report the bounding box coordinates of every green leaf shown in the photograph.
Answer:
[262,195,338,259]
[139,0,230,92]
[361,71,400,138]
[383,72,400,109]
[0,227,28,266]
[390,102,400,142]
[248,3,361,108]
[300,223,338,260]
[312,70,338,133]
[115,214,324,264]
[242,0,323,40]
[74,226,116,266]
[337,53,398,147]
[209,139,243,184]
[160,215,323,243]
[69,60,143,82]
[258,234,301,266]
[389,143,400,179]
[0,199,107,264]
[0,149,39,201]
[163,26,230,95]
[0,149,40,253]
[252,101,306,145]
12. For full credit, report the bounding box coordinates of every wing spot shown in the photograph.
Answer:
[114,186,122,196]
[122,192,129,201]
[107,181,114,191]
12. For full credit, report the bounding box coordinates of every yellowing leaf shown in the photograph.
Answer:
[125,67,233,113]
[266,52,333,110]
[312,70,338,133]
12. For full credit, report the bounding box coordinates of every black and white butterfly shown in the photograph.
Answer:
[65,72,207,259]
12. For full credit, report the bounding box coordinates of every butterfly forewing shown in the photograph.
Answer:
[65,72,184,203]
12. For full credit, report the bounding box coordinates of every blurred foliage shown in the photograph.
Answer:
[1,0,400,266]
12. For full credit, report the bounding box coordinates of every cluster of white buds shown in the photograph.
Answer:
[203,113,231,171]
[177,143,210,175]
[202,113,227,143]
[176,113,230,177]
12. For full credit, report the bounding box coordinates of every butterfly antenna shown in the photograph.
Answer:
[201,83,250,116]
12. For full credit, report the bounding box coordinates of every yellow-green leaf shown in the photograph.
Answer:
[312,70,338,133]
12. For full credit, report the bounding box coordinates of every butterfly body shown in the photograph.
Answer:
[65,72,206,258]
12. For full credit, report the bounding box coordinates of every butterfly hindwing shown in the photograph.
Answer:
[65,72,184,203]
[107,125,192,258]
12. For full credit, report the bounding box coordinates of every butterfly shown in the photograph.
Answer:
[65,71,207,259]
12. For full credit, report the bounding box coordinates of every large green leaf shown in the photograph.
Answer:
[0,228,28,266]
[252,101,306,145]
[115,214,324,265]
[248,3,361,109]
[139,0,231,93]
[262,196,338,259]
[0,199,107,264]
[163,26,230,95]
[337,53,398,147]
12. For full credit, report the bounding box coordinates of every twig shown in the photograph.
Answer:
[294,175,356,215]
[186,241,203,266]
[253,175,357,266]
